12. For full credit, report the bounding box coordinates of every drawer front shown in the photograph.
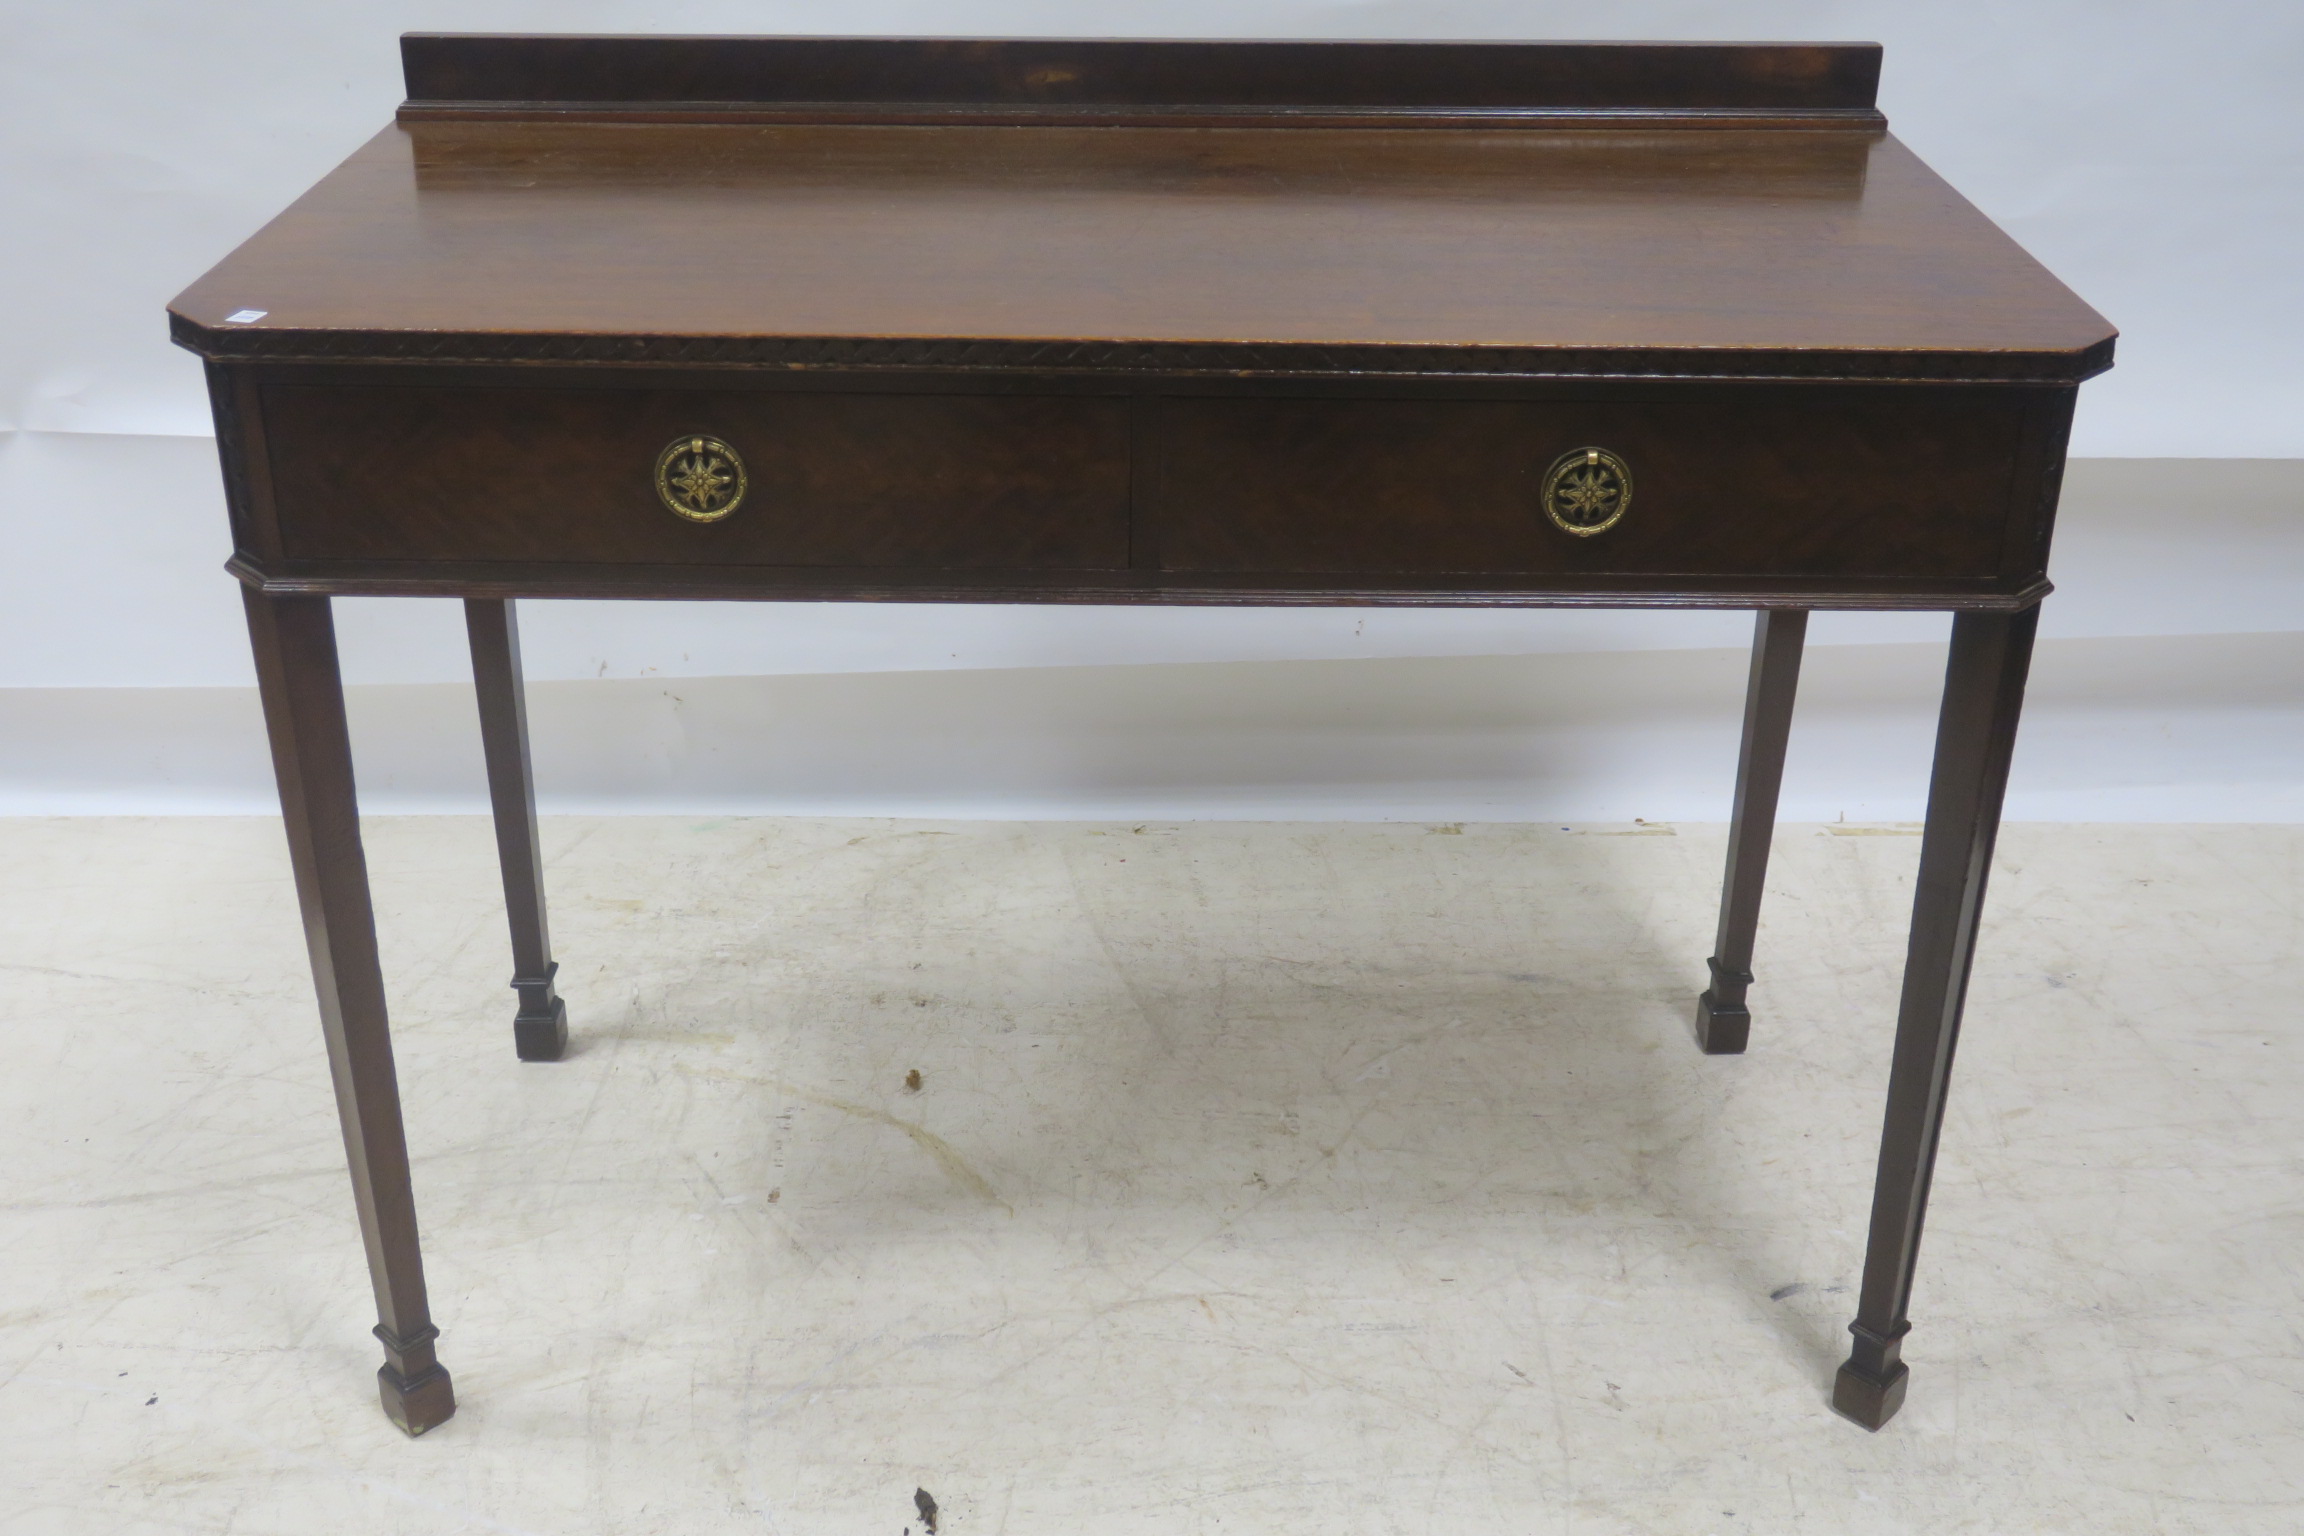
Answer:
[1154,394,2028,580]
[262,385,1133,569]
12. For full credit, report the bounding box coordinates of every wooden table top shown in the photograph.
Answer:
[170,36,2113,386]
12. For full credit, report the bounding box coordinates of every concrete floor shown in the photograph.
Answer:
[2,816,2298,1534]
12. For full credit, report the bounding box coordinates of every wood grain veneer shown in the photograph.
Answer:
[172,118,2110,383]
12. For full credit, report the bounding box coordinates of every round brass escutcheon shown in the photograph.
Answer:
[1541,446,1633,537]
[655,434,747,523]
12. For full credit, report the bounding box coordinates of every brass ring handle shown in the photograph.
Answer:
[1541,446,1632,537]
[655,434,747,522]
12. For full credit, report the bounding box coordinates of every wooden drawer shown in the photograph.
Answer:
[1153,393,2030,581]
[247,378,2050,600]
[260,384,1133,570]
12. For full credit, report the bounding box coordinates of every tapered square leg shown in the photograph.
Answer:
[466,598,568,1061]
[244,588,455,1436]
[1696,609,1808,1054]
[1833,606,2039,1430]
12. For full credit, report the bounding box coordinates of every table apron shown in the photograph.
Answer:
[213,370,2076,608]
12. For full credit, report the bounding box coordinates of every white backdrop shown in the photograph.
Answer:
[1,2,2299,818]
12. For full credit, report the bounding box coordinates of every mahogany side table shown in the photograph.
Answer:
[168,34,2115,1435]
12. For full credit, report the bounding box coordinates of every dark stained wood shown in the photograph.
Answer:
[168,121,2112,384]
[230,369,2072,609]
[397,35,1886,129]
[254,379,2034,587]
[227,554,2054,612]
[1154,392,2025,580]
[465,598,567,1061]
[262,384,1130,571]
[173,34,2112,1435]
[241,589,454,1436]
[1833,605,2040,1430]
[1696,609,1809,1054]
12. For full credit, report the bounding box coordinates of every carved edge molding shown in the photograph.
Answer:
[222,553,2057,613]
[173,315,2116,385]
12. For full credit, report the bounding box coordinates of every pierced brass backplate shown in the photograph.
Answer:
[1541,446,1633,537]
[655,435,747,523]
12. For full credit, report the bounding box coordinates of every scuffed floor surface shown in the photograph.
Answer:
[2,817,2298,1534]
